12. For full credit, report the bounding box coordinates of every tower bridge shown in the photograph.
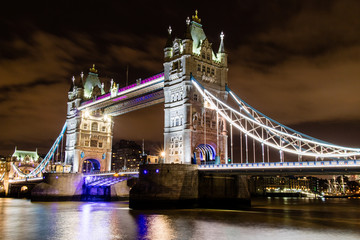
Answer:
[2,11,360,205]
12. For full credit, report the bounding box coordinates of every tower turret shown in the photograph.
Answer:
[164,26,173,60]
[182,17,193,55]
[217,32,227,66]
[83,64,105,99]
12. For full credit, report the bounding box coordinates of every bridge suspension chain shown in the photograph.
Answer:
[191,77,360,160]
[12,123,67,178]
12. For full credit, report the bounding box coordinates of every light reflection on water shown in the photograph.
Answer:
[0,198,360,240]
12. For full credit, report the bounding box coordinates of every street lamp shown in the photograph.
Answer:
[160,151,165,164]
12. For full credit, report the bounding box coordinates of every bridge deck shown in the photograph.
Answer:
[198,160,360,175]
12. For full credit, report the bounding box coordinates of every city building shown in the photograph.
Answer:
[12,147,40,162]
[112,140,144,170]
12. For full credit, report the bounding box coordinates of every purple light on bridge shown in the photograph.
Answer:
[118,83,137,93]
[80,72,164,106]
[112,96,127,102]
[96,93,110,100]
[140,73,164,84]
[81,100,93,106]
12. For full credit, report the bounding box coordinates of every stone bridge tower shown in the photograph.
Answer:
[163,11,228,164]
[65,65,113,173]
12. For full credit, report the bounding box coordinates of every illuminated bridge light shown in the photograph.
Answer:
[112,96,127,102]
[143,170,148,174]
[156,169,159,173]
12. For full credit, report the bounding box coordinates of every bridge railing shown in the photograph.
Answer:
[83,169,139,176]
[198,160,360,170]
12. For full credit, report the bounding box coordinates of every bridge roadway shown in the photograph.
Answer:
[4,160,360,185]
[198,160,360,175]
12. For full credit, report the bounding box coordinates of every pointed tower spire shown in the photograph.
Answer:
[80,71,84,85]
[184,17,191,39]
[218,31,225,53]
[192,10,201,24]
[165,26,173,48]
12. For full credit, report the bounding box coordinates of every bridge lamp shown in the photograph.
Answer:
[84,110,90,118]
[113,173,119,177]
[104,114,111,122]
[161,151,165,157]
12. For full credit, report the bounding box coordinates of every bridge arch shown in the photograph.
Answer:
[82,159,101,173]
[193,144,216,165]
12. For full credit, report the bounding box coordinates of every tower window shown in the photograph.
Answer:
[91,122,98,131]
[207,54,210,60]
[90,140,97,147]
[211,68,215,75]
[202,66,205,72]
[202,53,205,59]
[102,126,106,132]
[194,94,198,101]
[83,124,88,130]
[173,61,179,70]
[207,67,210,73]
[197,64,201,71]
[98,142,103,148]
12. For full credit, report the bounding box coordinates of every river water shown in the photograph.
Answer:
[0,198,360,240]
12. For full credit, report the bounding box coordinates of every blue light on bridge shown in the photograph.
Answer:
[143,170,148,174]
[156,169,159,173]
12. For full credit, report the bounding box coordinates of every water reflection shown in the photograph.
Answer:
[0,198,360,240]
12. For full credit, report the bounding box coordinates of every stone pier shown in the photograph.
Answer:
[129,164,251,209]
[31,173,134,201]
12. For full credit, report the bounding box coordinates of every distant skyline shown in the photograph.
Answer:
[1,0,360,155]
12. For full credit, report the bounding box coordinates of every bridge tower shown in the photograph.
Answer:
[163,11,228,164]
[65,65,113,173]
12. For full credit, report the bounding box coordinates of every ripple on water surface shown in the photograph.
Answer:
[0,198,360,240]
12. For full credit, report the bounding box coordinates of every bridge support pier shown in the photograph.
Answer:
[129,164,251,210]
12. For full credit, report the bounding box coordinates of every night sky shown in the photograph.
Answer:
[1,0,360,156]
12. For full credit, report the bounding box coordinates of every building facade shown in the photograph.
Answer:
[65,66,113,173]
[163,11,228,164]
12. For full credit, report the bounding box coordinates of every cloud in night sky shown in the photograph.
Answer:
[1,0,360,155]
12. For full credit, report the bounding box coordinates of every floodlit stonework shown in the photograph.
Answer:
[65,67,113,173]
[163,12,228,164]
